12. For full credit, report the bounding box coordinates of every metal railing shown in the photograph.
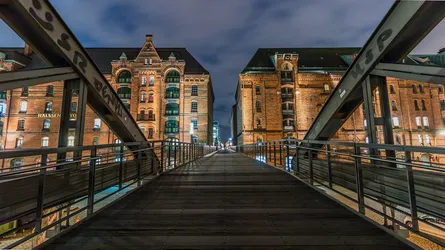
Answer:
[0,140,217,249]
[237,139,445,248]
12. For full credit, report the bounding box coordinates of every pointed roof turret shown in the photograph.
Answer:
[120,52,127,59]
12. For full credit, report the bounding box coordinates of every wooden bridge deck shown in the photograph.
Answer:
[40,150,413,249]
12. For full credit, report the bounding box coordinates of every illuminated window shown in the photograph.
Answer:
[364,119,367,128]
[144,58,148,65]
[149,76,154,86]
[44,102,52,113]
[416,116,421,127]
[148,93,154,103]
[16,137,23,148]
[71,102,77,112]
[42,137,49,147]
[324,84,330,92]
[423,116,429,128]
[365,137,369,143]
[149,58,153,65]
[191,118,198,129]
[94,118,101,129]
[93,136,99,145]
[142,76,147,85]
[425,134,431,144]
[418,134,423,144]
[19,101,27,113]
[68,136,75,147]
[392,117,400,128]
[141,92,146,102]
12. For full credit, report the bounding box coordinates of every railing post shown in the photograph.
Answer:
[137,144,142,186]
[119,145,124,189]
[308,145,313,185]
[273,142,277,166]
[265,143,268,163]
[279,142,283,166]
[35,153,48,233]
[182,142,185,164]
[296,147,300,173]
[405,151,419,231]
[160,141,164,173]
[87,147,97,215]
[354,144,365,214]
[326,143,332,188]
[167,140,172,168]
[173,141,177,168]
[286,141,290,170]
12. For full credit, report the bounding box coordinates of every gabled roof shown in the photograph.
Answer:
[242,48,361,73]
[0,47,209,74]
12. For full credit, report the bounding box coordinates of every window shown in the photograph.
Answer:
[389,85,395,94]
[142,76,147,86]
[71,102,77,112]
[148,128,153,138]
[144,58,148,65]
[94,118,101,129]
[191,101,198,112]
[324,84,330,92]
[165,120,179,133]
[365,137,369,143]
[0,91,5,99]
[68,136,75,147]
[414,100,419,110]
[166,87,180,98]
[0,121,3,135]
[421,100,426,111]
[419,84,424,93]
[166,103,179,115]
[17,119,25,130]
[11,158,23,170]
[148,110,154,120]
[423,116,429,128]
[93,137,99,145]
[256,86,261,95]
[412,85,417,94]
[19,101,27,112]
[43,119,50,130]
[46,85,54,96]
[364,119,367,128]
[140,92,146,102]
[117,70,131,83]
[416,116,422,127]
[148,93,154,103]
[391,100,397,111]
[16,137,23,148]
[191,118,198,129]
[192,85,198,96]
[396,134,402,145]
[439,86,443,94]
[418,134,423,144]
[441,100,445,110]
[42,137,49,147]
[256,101,261,112]
[22,87,28,96]
[44,102,52,113]
[257,119,262,128]
[149,58,153,65]
[139,109,146,120]
[426,134,431,145]
[165,70,180,83]
[149,76,154,86]
[117,87,131,99]
[392,117,400,128]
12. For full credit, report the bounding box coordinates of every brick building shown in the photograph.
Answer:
[0,35,214,168]
[233,47,445,163]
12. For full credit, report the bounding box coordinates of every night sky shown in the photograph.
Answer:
[1,0,444,142]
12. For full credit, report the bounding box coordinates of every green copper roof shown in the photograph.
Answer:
[169,52,175,58]
[120,52,127,59]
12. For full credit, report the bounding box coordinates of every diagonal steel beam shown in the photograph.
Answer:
[0,67,78,91]
[0,0,145,142]
[305,0,445,142]
[371,63,445,85]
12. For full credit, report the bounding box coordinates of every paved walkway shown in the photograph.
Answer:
[40,150,412,249]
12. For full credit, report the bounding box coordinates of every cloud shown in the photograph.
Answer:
[2,0,444,141]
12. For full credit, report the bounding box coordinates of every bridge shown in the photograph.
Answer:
[0,0,444,249]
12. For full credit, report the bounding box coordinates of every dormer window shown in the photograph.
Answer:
[149,58,153,65]
[144,58,148,65]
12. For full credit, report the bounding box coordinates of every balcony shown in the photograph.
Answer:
[165,110,179,116]
[164,127,179,134]
[165,93,180,100]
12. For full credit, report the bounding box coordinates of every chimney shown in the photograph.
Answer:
[24,43,33,56]
[439,47,445,55]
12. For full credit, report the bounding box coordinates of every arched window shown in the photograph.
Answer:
[43,119,51,130]
[256,101,261,112]
[148,128,154,138]
[391,100,397,111]
[414,100,419,110]
[148,110,154,120]
[117,87,131,99]
[140,92,146,102]
[46,85,54,96]
[255,86,261,95]
[423,116,429,128]
[257,137,263,143]
[324,84,330,92]
[416,116,422,127]
[16,137,23,148]
[22,87,28,96]
[191,101,198,112]
[165,70,180,83]
[389,85,395,94]
[421,100,426,110]
[42,137,49,147]
[139,109,146,120]
[44,102,52,113]
[192,135,198,143]
[19,101,27,113]
[141,76,147,86]
[117,70,131,83]
[412,85,417,94]
[149,76,154,86]
[419,84,424,93]
[68,136,75,147]
[395,134,401,145]
[148,93,154,103]
[257,118,262,128]
[439,86,443,94]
